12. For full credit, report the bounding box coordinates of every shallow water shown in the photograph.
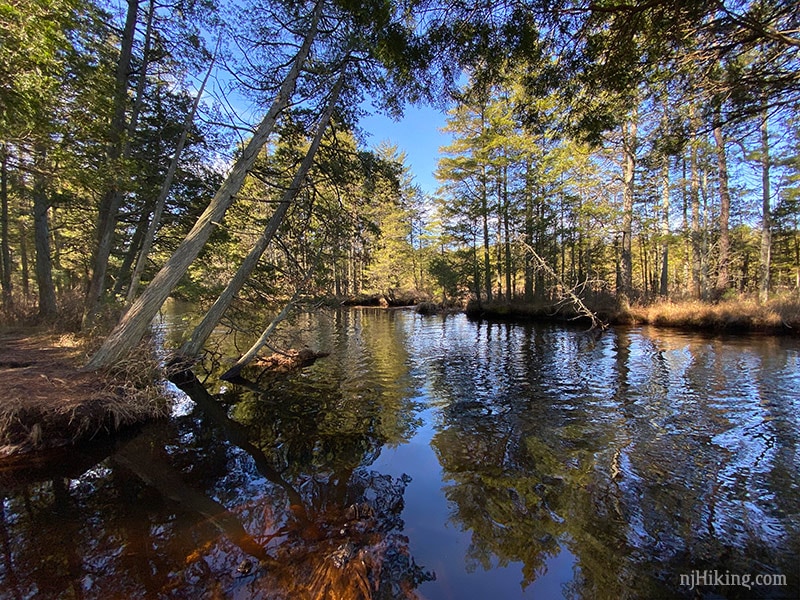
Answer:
[1,308,799,599]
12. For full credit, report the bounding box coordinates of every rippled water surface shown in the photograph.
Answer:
[1,308,799,599]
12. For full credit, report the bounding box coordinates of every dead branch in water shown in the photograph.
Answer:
[517,237,607,330]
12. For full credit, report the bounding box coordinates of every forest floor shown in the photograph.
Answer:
[0,328,168,460]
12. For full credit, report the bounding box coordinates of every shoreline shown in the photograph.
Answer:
[460,298,800,335]
[0,329,168,459]
[2,296,797,459]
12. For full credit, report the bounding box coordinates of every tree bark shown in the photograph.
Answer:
[659,154,670,297]
[83,0,141,326]
[18,217,29,300]
[85,1,322,370]
[690,106,703,300]
[112,206,151,297]
[619,114,636,303]
[713,117,731,297]
[758,105,771,303]
[1,144,12,311]
[502,164,512,301]
[524,163,534,301]
[179,72,345,359]
[32,148,57,318]
[481,165,492,302]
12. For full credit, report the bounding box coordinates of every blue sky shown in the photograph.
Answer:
[360,104,454,196]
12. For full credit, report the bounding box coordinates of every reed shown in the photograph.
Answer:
[629,297,799,332]
[465,294,800,333]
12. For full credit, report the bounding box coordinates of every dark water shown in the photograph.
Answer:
[1,308,799,599]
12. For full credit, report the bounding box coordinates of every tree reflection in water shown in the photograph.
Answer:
[2,311,798,599]
[425,321,799,599]
[172,370,433,600]
[0,363,431,600]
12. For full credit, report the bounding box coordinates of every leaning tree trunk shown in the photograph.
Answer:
[85,1,322,370]
[179,72,345,360]
[219,288,303,381]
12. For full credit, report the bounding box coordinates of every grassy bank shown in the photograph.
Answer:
[466,296,800,333]
[0,328,169,458]
[628,298,800,332]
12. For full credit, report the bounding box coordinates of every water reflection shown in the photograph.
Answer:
[420,320,799,599]
[168,372,431,600]
[1,310,798,599]
[1,310,431,599]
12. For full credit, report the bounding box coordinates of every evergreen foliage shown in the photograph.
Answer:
[0,0,797,357]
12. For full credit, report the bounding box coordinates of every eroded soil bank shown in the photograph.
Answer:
[0,329,168,459]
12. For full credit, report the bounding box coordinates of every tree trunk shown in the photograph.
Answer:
[32,149,57,318]
[85,1,321,370]
[758,105,771,304]
[502,164,511,301]
[18,217,29,300]
[495,197,503,298]
[713,116,731,297]
[219,288,303,380]
[793,220,799,294]
[690,106,703,300]
[524,165,534,301]
[112,207,151,297]
[659,154,669,297]
[334,255,342,297]
[126,52,216,305]
[472,230,480,303]
[1,144,12,311]
[534,200,545,301]
[619,115,636,303]
[481,166,492,302]
[83,0,141,326]
[179,72,344,359]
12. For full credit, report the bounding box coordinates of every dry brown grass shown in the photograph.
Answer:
[0,328,169,457]
[628,296,800,332]
[466,294,800,334]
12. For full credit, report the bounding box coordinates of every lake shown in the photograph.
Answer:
[1,307,798,599]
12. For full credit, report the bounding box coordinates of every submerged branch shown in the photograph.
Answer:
[219,288,304,381]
